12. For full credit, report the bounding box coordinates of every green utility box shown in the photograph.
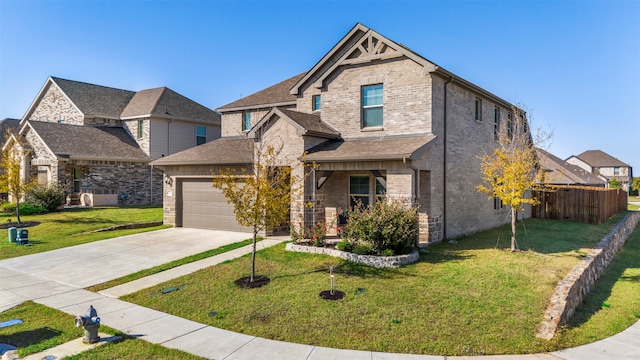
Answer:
[8,227,16,243]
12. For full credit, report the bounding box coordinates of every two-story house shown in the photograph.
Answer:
[536,148,605,187]
[566,150,633,191]
[5,77,220,206]
[153,23,530,243]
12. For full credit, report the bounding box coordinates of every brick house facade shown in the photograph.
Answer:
[6,77,220,206]
[154,23,531,242]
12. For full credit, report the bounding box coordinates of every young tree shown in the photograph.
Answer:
[0,133,37,223]
[212,141,308,285]
[632,177,640,195]
[476,105,550,251]
[608,178,621,189]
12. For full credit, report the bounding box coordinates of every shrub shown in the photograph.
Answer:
[309,222,327,247]
[19,203,46,215]
[340,198,418,255]
[1,202,45,216]
[336,240,351,252]
[352,243,372,255]
[380,249,395,257]
[26,184,66,212]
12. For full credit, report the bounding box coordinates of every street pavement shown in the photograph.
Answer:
[1,228,638,359]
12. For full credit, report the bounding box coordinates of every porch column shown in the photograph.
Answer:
[386,169,415,205]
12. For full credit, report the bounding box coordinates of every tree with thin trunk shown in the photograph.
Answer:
[212,140,310,285]
[476,105,551,251]
[0,132,37,224]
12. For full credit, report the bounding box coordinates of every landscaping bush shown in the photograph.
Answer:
[340,198,418,255]
[352,243,372,255]
[0,201,45,215]
[26,184,66,212]
[336,240,351,252]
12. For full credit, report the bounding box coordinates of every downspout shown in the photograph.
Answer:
[443,75,453,241]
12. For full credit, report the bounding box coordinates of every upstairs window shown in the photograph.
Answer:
[614,167,620,176]
[507,113,514,139]
[362,84,383,128]
[312,95,321,111]
[137,119,144,138]
[242,112,251,131]
[474,98,483,122]
[196,125,206,146]
[493,107,500,140]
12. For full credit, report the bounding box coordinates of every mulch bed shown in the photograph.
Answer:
[234,275,271,288]
[319,290,345,300]
[0,221,40,229]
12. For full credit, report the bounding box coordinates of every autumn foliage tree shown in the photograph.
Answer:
[476,105,550,251]
[212,141,307,285]
[0,133,37,224]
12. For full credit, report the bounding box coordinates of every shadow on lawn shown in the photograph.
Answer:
[436,214,627,256]
[0,326,62,348]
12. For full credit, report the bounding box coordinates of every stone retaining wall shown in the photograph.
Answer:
[285,243,419,268]
[536,212,640,339]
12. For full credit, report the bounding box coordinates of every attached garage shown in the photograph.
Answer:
[179,178,251,232]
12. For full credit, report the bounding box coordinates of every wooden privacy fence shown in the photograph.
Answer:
[532,185,628,224]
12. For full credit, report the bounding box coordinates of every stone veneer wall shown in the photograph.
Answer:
[536,211,640,339]
[286,243,419,268]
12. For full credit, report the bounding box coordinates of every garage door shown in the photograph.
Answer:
[180,179,252,232]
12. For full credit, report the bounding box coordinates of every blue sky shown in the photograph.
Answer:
[1,0,638,171]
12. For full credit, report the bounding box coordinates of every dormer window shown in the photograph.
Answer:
[312,95,321,111]
[137,119,144,138]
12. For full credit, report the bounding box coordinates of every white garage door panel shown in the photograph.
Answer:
[181,179,251,232]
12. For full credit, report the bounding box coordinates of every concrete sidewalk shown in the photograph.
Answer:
[1,228,638,359]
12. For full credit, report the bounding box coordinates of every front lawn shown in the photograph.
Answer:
[0,206,164,260]
[122,213,639,356]
[0,302,204,359]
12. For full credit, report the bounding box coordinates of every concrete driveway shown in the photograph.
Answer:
[0,228,252,311]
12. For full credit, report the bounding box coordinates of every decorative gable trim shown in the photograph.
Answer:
[290,23,437,95]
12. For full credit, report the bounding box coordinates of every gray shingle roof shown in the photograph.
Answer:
[51,77,135,117]
[27,121,149,161]
[537,148,605,186]
[150,137,253,166]
[277,108,340,138]
[217,73,306,111]
[572,150,629,168]
[122,87,220,123]
[305,135,437,162]
[0,118,20,138]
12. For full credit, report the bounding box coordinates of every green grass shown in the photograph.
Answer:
[0,206,164,260]
[87,238,257,292]
[0,302,204,359]
[554,216,640,345]
[121,213,637,356]
[0,301,83,357]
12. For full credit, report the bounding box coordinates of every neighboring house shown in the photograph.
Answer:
[153,23,531,243]
[566,150,633,191]
[536,148,605,187]
[5,77,220,206]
